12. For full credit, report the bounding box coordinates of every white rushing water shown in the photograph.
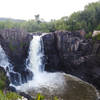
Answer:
[0,35,65,94]
[14,35,65,94]
[0,45,10,70]
[0,45,22,84]
[26,36,44,76]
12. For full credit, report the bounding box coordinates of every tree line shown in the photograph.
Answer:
[0,1,100,33]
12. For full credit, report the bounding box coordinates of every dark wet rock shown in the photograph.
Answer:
[8,86,16,92]
[43,33,61,71]
[9,69,33,85]
[9,72,22,85]
[0,29,32,73]
[0,29,33,84]
[19,92,33,100]
[42,31,100,90]
[0,28,100,91]
[21,69,33,83]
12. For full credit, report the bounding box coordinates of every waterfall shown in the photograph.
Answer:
[13,35,65,93]
[0,35,65,93]
[26,36,45,77]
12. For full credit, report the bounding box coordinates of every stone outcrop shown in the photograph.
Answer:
[0,29,33,84]
[43,31,100,90]
[0,29,100,90]
[0,29,32,72]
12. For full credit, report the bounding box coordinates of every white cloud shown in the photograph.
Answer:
[0,0,99,21]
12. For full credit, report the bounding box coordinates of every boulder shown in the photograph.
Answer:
[22,73,99,100]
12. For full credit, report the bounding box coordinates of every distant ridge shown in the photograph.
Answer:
[0,17,25,22]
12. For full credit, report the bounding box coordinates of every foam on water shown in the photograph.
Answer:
[13,35,66,93]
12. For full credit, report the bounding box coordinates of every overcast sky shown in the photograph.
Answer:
[0,0,99,21]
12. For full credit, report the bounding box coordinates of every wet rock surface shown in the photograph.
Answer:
[0,29,32,72]
[0,29,100,91]
[0,29,33,84]
[43,31,100,90]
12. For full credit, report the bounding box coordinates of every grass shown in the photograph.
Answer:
[35,93,59,100]
[0,90,22,100]
[0,91,59,100]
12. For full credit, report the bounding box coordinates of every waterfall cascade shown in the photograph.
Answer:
[0,35,65,94]
[0,45,22,85]
[0,35,99,100]
[14,35,65,93]
[26,36,45,76]
[0,45,10,70]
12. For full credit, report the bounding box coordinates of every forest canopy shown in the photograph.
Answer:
[0,1,100,33]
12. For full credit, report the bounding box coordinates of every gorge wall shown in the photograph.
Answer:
[0,29,100,90]
[42,31,100,89]
[0,29,33,84]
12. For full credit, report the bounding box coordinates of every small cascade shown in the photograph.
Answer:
[0,45,22,85]
[0,45,10,70]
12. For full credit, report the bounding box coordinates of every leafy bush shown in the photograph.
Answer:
[85,32,92,39]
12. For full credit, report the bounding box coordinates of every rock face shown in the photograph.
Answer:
[43,31,100,90]
[0,29,31,71]
[0,29,100,90]
[0,29,33,84]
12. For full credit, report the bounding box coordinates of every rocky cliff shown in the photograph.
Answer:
[43,31,100,90]
[0,29,100,90]
[0,29,33,84]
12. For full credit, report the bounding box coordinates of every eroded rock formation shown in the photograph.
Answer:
[0,29,100,90]
[43,31,100,90]
[0,29,33,84]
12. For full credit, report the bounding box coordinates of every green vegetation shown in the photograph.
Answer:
[0,68,21,100]
[0,90,22,100]
[0,68,8,90]
[35,93,44,100]
[0,1,100,33]
[0,91,59,100]
[85,32,92,39]
[35,94,59,100]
